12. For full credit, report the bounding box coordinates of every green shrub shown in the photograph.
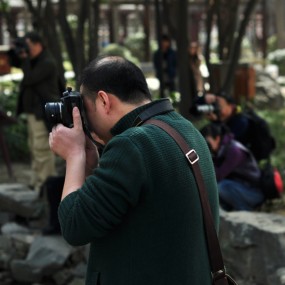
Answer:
[99,43,139,65]
[267,35,278,53]
[124,32,145,62]
[0,81,29,162]
[267,49,285,75]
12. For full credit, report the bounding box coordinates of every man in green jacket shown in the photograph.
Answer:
[49,56,219,285]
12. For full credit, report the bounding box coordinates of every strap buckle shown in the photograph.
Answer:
[185,149,199,164]
[211,268,226,282]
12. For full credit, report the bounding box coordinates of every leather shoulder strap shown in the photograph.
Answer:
[143,119,229,285]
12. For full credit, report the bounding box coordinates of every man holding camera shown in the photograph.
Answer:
[49,56,219,285]
[10,32,60,192]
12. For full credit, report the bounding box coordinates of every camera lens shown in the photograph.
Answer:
[196,104,215,113]
[45,102,63,126]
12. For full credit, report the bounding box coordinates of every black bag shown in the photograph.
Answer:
[244,108,276,161]
[260,161,284,200]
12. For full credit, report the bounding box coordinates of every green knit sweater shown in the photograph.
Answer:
[58,100,219,285]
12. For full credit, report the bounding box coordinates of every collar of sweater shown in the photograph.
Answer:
[110,99,165,136]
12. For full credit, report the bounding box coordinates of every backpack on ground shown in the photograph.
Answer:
[259,160,284,200]
[243,108,276,161]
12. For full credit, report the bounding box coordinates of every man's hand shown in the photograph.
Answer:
[204,93,219,121]
[49,107,86,161]
[204,93,217,104]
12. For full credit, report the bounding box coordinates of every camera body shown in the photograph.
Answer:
[191,101,220,117]
[196,101,220,116]
[7,37,30,68]
[13,37,29,56]
[45,87,85,128]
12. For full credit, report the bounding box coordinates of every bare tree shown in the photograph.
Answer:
[17,0,101,89]
[205,0,260,96]
[0,0,18,38]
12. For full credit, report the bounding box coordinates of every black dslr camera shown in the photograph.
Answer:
[7,37,30,67]
[45,87,85,128]
[12,37,29,55]
[45,87,105,150]
[195,101,220,116]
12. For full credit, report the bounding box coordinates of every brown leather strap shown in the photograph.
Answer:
[144,119,228,285]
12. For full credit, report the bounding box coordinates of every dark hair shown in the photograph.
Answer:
[24,32,45,46]
[216,91,235,104]
[161,34,171,42]
[79,56,152,104]
[200,122,230,139]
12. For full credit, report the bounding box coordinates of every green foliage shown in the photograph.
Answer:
[267,35,278,53]
[99,43,139,65]
[267,49,285,75]
[124,32,145,62]
[0,80,29,162]
[258,109,285,171]
[0,0,10,13]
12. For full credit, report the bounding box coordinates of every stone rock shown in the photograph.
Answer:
[0,183,44,218]
[219,210,285,285]
[1,221,31,235]
[10,235,74,283]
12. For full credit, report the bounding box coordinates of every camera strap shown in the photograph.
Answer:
[132,98,174,127]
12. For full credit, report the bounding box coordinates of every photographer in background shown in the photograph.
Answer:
[8,32,60,192]
[191,92,276,162]
[191,92,249,149]
[200,122,264,211]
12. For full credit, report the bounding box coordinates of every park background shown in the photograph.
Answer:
[1,1,285,285]
[1,0,285,172]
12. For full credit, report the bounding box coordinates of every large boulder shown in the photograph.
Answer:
[219,210,285,285]
[0,183,44,218]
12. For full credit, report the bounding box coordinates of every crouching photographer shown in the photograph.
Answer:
[190,92,248,140]
[191,92,276,163]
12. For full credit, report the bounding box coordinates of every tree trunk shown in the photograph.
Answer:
[143,0,151,61]
[175,0,191,119]
[221,0,259,95]
[23,0,66,91]
[89,0,100,61]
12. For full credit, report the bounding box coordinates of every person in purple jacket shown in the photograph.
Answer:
[200,122,265,211]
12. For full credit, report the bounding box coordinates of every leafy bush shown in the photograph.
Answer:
[0,81,29,162]
[267,35,278,53]
[99,43,139,65]
[267,49,285,75]
[124,32,146,62]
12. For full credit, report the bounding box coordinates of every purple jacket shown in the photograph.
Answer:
[213,134,260,185]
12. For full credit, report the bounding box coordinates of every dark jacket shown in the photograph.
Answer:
[17,49,60,120]
[213,133,261,186]
[58,100,219,285]
[153,48,177,83]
